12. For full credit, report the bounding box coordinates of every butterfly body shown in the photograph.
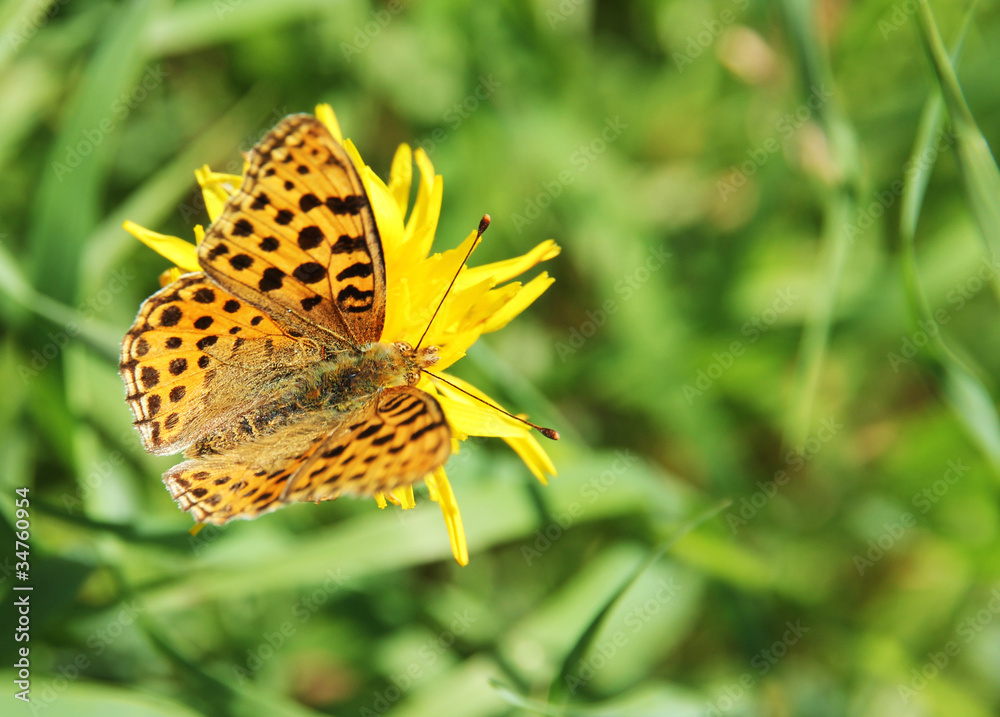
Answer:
[188,340,435,458]
[121,116,453,524]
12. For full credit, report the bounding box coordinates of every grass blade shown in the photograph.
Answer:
[546,500,730,707]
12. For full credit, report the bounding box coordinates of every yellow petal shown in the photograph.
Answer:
[392,485,416,509]
[124,221,199,272]
[315,103,344,144]
[459,240,561,289]
[193,225,205,245]
[435,388,528,438]
[503,433,557,484]
[405,149,442,253]
[431,373,531,437]
[342,138,366,180]
[480,272,555,334]
[362,165,406,254]
[195,165,242,222]
[375,493,388,509]
[159,267,181,288]
[426,468,469,566]
[382,276,412,347]
[388,144,413,220]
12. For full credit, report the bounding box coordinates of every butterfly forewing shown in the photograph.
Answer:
[198,115,386,344]
[120,273,324,455]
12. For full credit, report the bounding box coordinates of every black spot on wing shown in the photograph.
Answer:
[159,306,182,327]
[192,288,215,304]
[298,226,324,250]
[231,219,254,237]
[293,262,327,284]
[336,261,373,281]
[326,195,365,215]
[330,234,366,254]
[299,193,321,212]
[259,268,285,292]
[301,295,322,311]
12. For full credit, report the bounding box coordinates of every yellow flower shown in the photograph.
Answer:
[124,104,559,566]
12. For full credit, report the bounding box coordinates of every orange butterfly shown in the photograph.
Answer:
[120,116,456,524]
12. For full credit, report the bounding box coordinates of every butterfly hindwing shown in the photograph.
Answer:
[198,115,386,345]
[163,388,451,524]
[163,424,328,524]
[286,387,452,503]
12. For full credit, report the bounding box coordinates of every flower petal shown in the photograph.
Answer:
[159,267,182,288]
[404,150,442,254]
[392,485,416,509]
[480,272,555,334]
[432,373,531,437]
[362,165,406,254]
[195,165,242,222]
[458,240,561,289]
[426,468,469,566]
[388,143,413,220]
[503,433,557,484]
[315,103,344,144]
[123,221,199,272]
[342,138,366,178]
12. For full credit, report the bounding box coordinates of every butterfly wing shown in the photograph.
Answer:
[197,115,386,345]
[286,387,452,502]
[120,273,324,455]
[163,387,451,524]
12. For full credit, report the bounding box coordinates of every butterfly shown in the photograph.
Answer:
[119,115,453,525]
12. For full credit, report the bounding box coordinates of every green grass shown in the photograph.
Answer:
[3,0,1000,715]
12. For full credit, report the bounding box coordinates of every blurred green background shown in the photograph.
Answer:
[4,0,1000,715]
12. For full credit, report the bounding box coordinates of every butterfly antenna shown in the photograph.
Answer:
[424,370,560,440]
[414,214,491,352]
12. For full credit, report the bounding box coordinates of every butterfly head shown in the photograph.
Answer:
[391,341,440,386]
